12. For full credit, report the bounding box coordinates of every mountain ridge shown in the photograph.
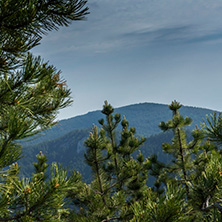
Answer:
[23,102,219,146]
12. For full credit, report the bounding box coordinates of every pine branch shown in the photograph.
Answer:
[0,135,13,159]
[0,187,55,221]
[202,199,222,213]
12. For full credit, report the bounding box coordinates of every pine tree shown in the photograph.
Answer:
[148,101,202,197]
[146,101,222,221]
[0,0,89,220]
[72,101,150,221]
[0,0,88,166]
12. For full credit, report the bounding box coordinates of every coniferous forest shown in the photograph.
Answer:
[2,0,222,221]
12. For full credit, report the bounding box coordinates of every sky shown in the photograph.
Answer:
[32,0,222,120]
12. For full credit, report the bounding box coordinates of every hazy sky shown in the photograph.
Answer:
[32,0,222,120]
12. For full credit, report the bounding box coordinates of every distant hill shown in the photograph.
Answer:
[19,102,219,180]
[22,102,218,146]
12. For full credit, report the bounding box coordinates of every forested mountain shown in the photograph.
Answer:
[19,103,217,180]
[22,102,217,146]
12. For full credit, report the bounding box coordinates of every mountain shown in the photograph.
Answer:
[19,102,219,180]
[22,102,218,146]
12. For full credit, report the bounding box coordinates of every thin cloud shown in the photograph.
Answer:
[35,0,222,57]
[121,25,192,44]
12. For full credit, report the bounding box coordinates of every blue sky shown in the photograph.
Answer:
[32,0,222,120]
